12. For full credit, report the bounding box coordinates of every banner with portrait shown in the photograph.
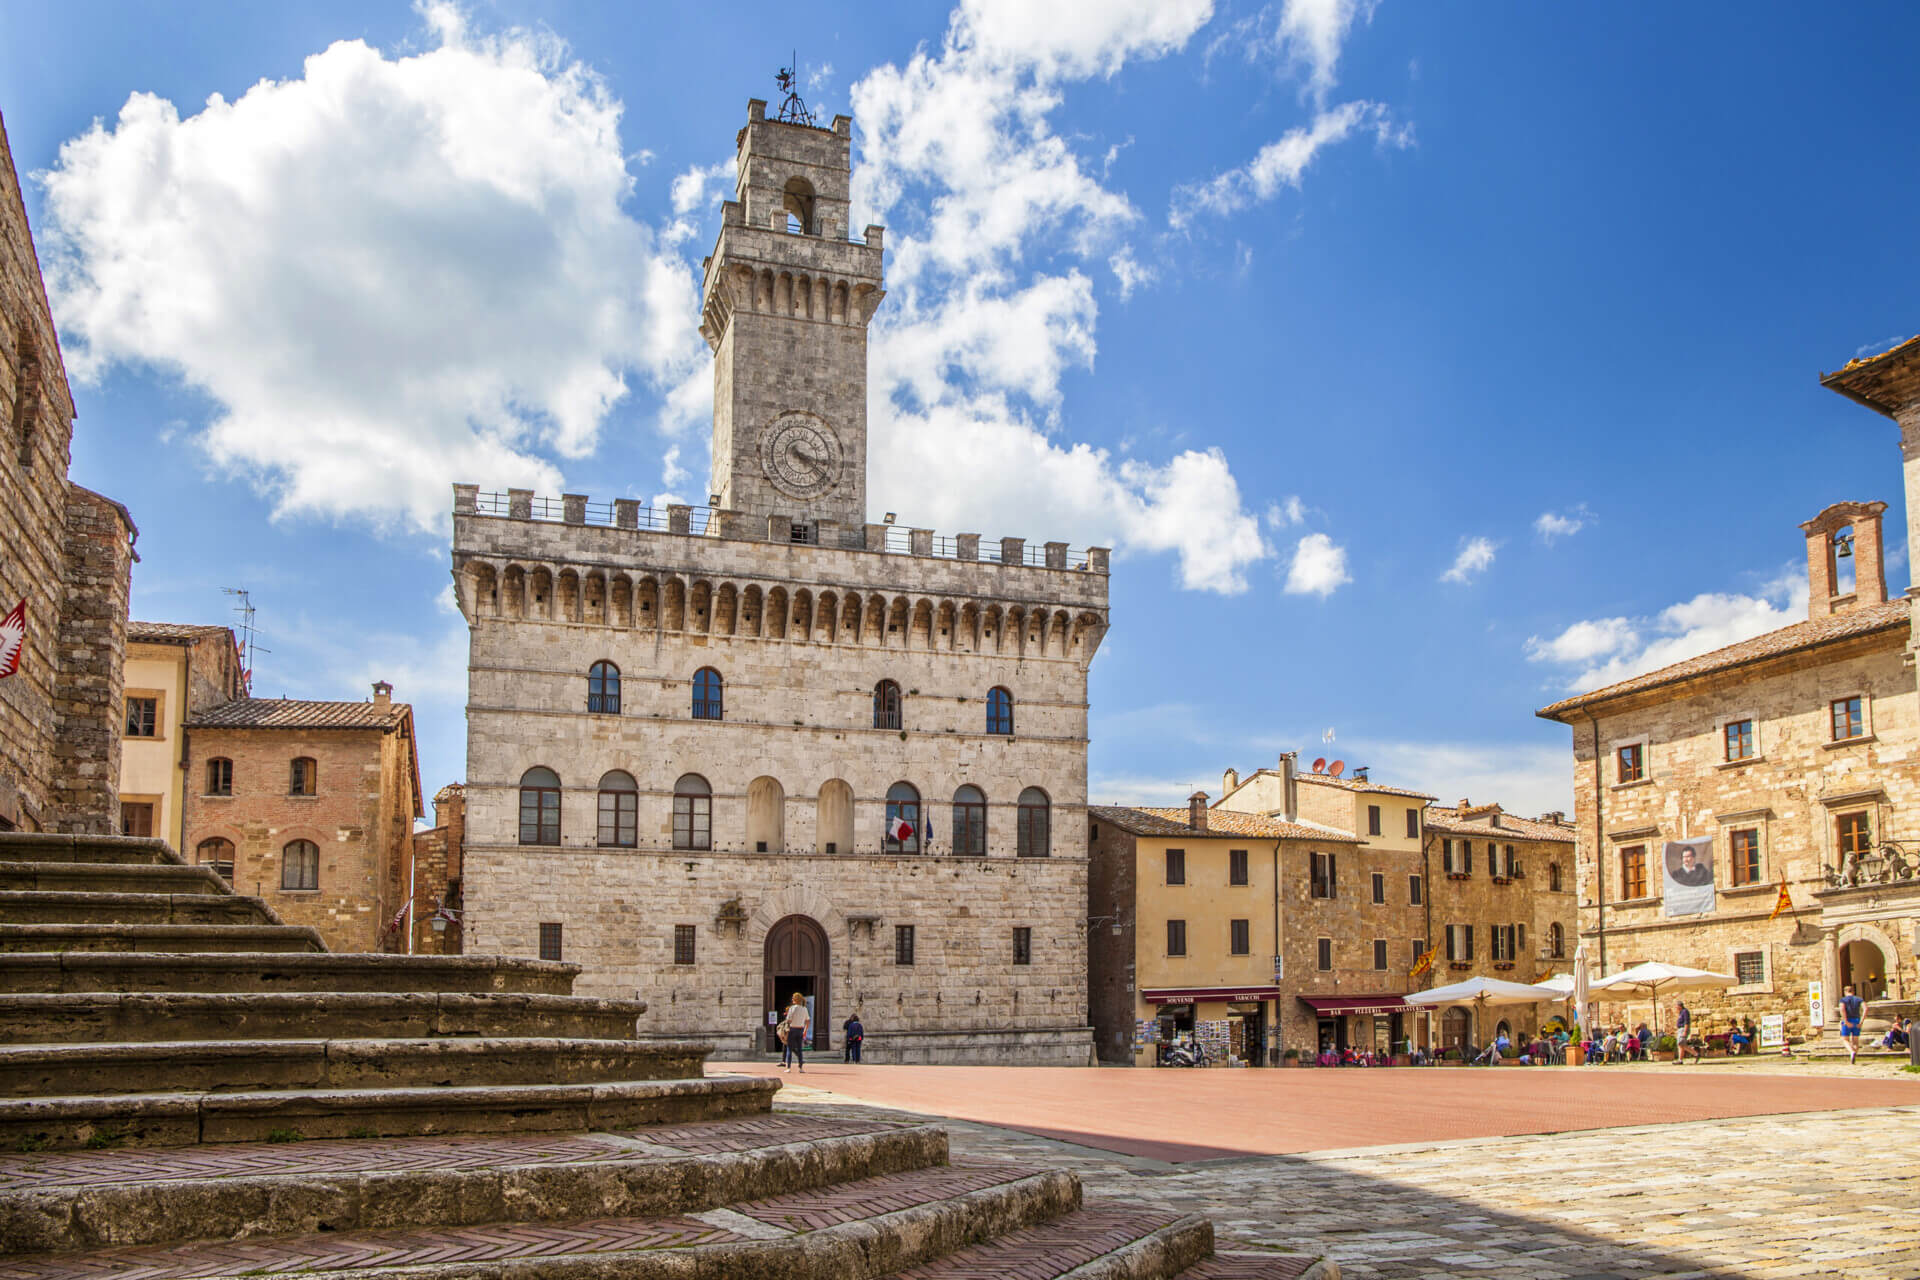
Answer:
[1662,836,1715,917]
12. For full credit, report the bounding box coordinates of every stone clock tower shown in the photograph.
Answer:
[698,101,885,534]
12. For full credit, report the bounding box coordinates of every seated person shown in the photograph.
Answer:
[1728,1024,1752,1053]
[1881,1019,1909,1050]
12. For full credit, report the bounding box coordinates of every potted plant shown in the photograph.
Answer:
[1281,1048,1300,1067]
[1653,1033,1678,1061]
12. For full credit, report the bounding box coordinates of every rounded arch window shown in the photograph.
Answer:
[588,661,621,714]
[885,781,921,854]
[519,767,561,846]
[597,769,637,848]
[1549,921,1565,958]
[783,176,816,234]
[986,687,1014,735]
[205,757,233,796]
[873,679,902,730]
[281,839,319,891]
[195,837,234,881]
[1016,786,1050,858]
[1549,862,1563,893]
[692,668,724,720]
[673,773,712,850]
[952,785,986,856]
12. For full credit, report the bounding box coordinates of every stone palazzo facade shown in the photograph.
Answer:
[452,101,1109,1065]
[1540,334,1920,1042]
[0,111,136,834]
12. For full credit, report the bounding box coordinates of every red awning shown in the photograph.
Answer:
[1298,994,1411,1016]
[1142,986,1282,1004]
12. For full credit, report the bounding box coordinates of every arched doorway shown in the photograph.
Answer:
[764,915,829,1053]
[1841,938,1890,1000]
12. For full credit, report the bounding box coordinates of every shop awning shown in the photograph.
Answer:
[1298,994,1411,1016]
[1142,986,1282,1004]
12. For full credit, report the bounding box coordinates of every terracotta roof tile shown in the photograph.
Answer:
[187,698,410,731]
[1090,805,1362,843]
[1537,599,1909,720]
[1218,767,1436,802]
[1424,805,1574,843]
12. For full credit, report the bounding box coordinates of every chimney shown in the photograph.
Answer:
[372,680,393,708]
[1458,798,1471,811]
[1223,767,1239,795]
[1279,751,1298,823]
[1801,501,1889,618]
[1352,766,1369,783]
[1541,810,1566,825]
[1188,791,1209,831]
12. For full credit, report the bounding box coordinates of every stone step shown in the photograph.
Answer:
[0,990,646,1044]
[0,1073,779,1151]
[0,832,178,866]
[885,1207,1212,1278]
[0,861,231,896]
[0,923,325,953]
[0,890,276,926]
[0,1113,945,1252]
[0,1037,712,1097]
[0,1161,1073,1278]
[0,951,577,995]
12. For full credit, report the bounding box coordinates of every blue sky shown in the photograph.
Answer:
[5,1,1917,815]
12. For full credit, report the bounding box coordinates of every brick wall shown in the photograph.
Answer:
[50,486,134,833]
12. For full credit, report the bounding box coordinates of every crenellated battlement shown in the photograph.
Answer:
[453,485,1110,576]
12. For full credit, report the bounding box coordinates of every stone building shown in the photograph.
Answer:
[179,683,423,952]
[0,111,137,834]
[1088,795,1362,1066]
[1420,801,1577,1050]
[410,782,466,955]
[450,100,1110,1064]
[1538,333,1920,1042]
[118,622,246,847]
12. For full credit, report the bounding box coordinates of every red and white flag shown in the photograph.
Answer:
[0,599,23,679]
[887,815,915,842]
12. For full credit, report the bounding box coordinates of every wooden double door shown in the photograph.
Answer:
[764,914,829,1052]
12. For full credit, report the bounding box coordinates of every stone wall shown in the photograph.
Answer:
[49,486,134,833]
[410,783,465,955]
[1564,624,1919,1038]
[1087,824,1139,1064]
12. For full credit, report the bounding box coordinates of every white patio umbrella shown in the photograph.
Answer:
[1590,961,1735,1033]
[1405,975,1563,1051]
[1536,973,1576,996]
[1572,944,1592,1038]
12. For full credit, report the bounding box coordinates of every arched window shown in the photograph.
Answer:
[195,837,234,881]
[289,757,317,796]
[692,668,724,720]
[885,781,921,854]
[952,785,986,856]
[783,176,815,234]
[1549,863,1563,893]
[817,779,854,854]
[673,774,712,850]
[1549,922,1565,958]
[873,679,902,730]
[1016,787,1050,858]
[986,687,1014,735]
[205,757,233,796]
[281,839,319,891]
[747,776,785,852]
[588,661,621,714]
[519,767,561,846]
[597,770,637,847]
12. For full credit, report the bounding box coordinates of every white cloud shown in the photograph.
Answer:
[846,0,1275,594]
[41,4,701,533]
[1527,571,1809,693]
[1534,505,1590,543]
[1856,333,1909,360]
[1441,536,1498,584]
[1284,531,1350,596]
[1266,495,1308,527]
[1359,738,1572,818]
[1170,100,1407,228]
[1271,0,1379,104]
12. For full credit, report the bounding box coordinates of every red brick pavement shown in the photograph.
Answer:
[721,1061,1920,1161]
[885,1207,1183,1278]
[1183,1258,1317,1279]
[0,1113,897,1190]
[737,1163,1038,1231]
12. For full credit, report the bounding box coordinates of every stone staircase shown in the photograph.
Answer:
[0,831,1318,1279]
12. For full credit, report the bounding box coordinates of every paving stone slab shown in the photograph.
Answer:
[0,951,581,995]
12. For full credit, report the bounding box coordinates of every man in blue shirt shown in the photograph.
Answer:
[1839,985,1866,1064]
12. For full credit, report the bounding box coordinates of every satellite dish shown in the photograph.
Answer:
[1311,757,1327,773]
[1328,760,1346,778]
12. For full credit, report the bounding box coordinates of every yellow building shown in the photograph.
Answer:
[117,623,246,849]
[1089,795,1363,1066]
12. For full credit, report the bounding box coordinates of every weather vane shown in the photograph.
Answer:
[776,52,815,126]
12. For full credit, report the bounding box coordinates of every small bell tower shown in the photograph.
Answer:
[698,90,886,536]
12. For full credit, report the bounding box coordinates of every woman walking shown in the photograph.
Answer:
[782,992,811,1072]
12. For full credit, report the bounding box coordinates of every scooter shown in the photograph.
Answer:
[1161,1042,1206,1067]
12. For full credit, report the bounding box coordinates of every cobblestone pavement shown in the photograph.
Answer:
[761,1071,1920,1278]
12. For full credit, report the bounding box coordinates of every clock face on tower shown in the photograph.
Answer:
[759,412,842,500]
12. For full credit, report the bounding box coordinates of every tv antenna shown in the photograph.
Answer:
[222,587,268,694]
[775,52,815,126]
